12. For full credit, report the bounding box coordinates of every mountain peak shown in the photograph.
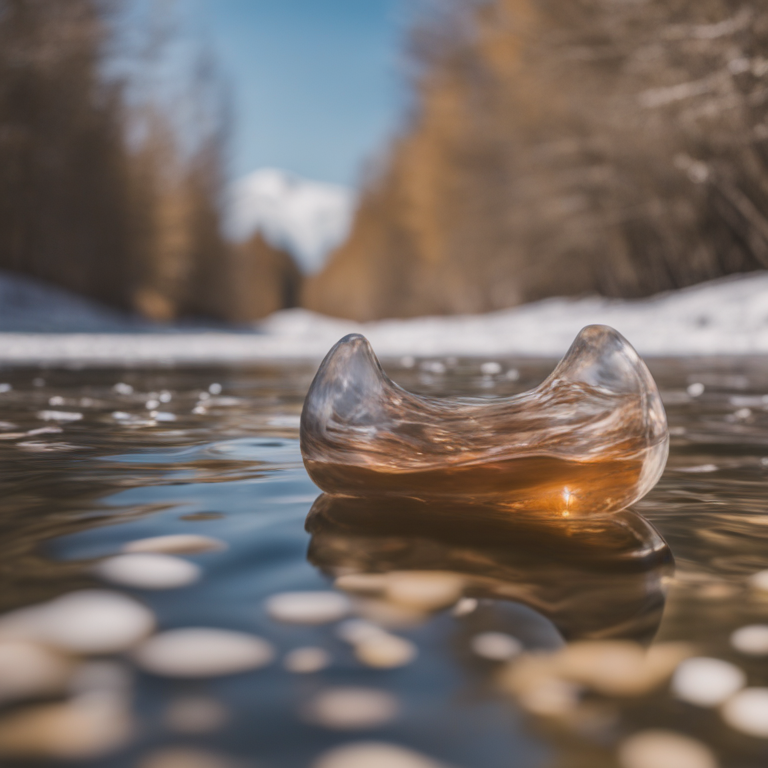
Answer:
[226,168,356,274]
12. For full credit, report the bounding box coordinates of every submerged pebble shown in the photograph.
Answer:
[94,553,201,590]
[748,570,768,593]
[721,687,768,738]
[266,591,351,624]
[0,693,132,759]
[284,647,331,673]
[452,598,478,617]
[671,657,746,707]
[313,742,452,768]
[139,747,238,768]
[164,696,228,733]
[0,641,73,703]
[122,534,226,555]
[471,632,523,662]
[618,730,718,768]
[0,590,154,654]
[355,633,417,669]
[37,410,83,422]
[134,628,274,677]
[303,688,399,729]
[383,571,464,612]
[731,625,768,656]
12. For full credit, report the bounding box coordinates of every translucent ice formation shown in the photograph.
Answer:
[306,494,673,641]
[300,325,668,516]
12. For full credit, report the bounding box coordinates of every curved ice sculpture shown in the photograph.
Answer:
[300,325,668,516]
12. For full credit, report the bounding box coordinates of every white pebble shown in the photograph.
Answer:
[37,410,82,422]
[94,554,200,590]
[153,412,176,422]
[122,534,226,555]
[749,570,768,592]
[0,383,11,393]
[687,383,705,397]
[400,356,415,368]
[731,625,768,656]
[313,742,452,768]
[113,383,133,395]
[0,591,154,654]
[721,687,768,738]
[134,628,274,677]
[618,729,718,768]
[208,383,222,395]
[303,688,399,730]
[480,362,502,375]
[48,396,65,406]
[671,657,745,707]
[284,647,331,673]
[266,591,351,624]
[471,632,523,662]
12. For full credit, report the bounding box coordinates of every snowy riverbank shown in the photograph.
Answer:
[1,271,768,364]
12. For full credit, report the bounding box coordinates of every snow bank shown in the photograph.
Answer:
[226,168,356,273]
[0,272,767,364]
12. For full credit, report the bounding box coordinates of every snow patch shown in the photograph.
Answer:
[1,271,768,363]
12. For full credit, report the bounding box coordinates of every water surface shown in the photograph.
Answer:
[0,357,765,767]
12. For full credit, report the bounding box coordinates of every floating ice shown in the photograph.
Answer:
[300,325,668,516]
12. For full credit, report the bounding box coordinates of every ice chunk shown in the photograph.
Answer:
[300,325,668,516]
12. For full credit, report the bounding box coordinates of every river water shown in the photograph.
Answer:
[0,356,765,768]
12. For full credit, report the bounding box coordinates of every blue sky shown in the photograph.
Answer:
[186,0,409,186]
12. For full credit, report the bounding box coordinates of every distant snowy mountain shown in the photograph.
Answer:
[226,168,356,274]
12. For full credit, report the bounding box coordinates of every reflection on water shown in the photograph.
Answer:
[307,494,672,643]
[0,359,764,765]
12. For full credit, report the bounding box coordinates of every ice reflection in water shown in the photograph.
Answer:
[0,360,763,765]
[306,494,673,643]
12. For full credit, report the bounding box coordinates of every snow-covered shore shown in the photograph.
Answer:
[0,271,767,364]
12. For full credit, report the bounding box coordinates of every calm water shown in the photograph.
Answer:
[0,356,766,767]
